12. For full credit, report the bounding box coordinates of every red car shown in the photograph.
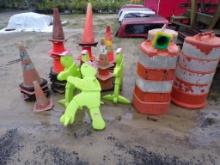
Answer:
[116,16,169,38]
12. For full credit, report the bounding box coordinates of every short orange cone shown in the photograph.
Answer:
[33,81,54,112]
[104,25,114,63]
[104,25,113,41]
[79,2,97,60]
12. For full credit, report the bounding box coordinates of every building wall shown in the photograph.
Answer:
[144,0,187,18]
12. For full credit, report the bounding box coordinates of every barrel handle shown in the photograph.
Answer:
[195,31,215,40]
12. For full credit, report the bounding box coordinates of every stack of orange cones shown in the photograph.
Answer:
[97,39,114,91]
[78,2,98,61]
[17,43,49,101]
[49,8,69,94]
[33,81,54,112]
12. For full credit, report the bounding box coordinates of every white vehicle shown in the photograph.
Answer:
[118,8,155,23]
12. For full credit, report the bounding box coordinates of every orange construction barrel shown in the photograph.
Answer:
[171,32,220,109]
[132,40,179,115]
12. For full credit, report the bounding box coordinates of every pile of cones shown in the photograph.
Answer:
[97,39,114,91]
[18,2,118,105]
[17,43,53,112]
[17,44,49,101]
[49,8,69,94]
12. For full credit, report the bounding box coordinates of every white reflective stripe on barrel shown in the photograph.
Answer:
[173,78,211,95]
[179,53,219,73]
[175,65,215,84]
[139,53,178,69]
[136,76,173,93]
[182,42,220,60]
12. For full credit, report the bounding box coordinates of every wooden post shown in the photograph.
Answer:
[190,0,197,27]
[209,4,220,29]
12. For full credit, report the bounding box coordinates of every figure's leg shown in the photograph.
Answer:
[89,107,105,130]
[118,95,130,104]
[112,82,120,103]
[58,82,75,107]
[65,82,75,106]
[60,99,79,127]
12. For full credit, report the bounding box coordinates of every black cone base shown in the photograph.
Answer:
[19,78,50,102]
[49,69,66,94]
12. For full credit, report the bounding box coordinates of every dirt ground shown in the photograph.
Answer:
[0,11,220,165]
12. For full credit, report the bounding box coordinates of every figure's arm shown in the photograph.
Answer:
[58,63,81,81]
[113,67,120,77]
[67,76,85,89]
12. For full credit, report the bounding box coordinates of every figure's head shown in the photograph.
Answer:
[81,62,97,77]
[81,50,89,62]
[115,48,123,64]
[60,55,73,68]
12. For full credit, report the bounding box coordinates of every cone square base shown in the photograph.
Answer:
[19,78,48,91]
[98,77,114,91]
[33,98,54,112]
[171,87,207,109]
[97,72,113,81]
[132,93,169,115]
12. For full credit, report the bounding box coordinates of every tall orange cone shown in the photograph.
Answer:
[33,81,54,112]
[17,43,49,101]
[79,2,98,60]
[49,8,68,72]
[51,8,65,42]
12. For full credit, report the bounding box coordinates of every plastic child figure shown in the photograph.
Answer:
[60,62,106,130]
[103,48,130,104]
[57,55,81,107]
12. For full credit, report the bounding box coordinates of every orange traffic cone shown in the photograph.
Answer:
[104,25,114,63]
[79,2,98,60]
[49,8,68,94]
[33,81,54,112]
[17,43,49,101]
[104,25,113,41]
[49,8,68,72]
[51,8,64,41]
[18,44,41,86]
